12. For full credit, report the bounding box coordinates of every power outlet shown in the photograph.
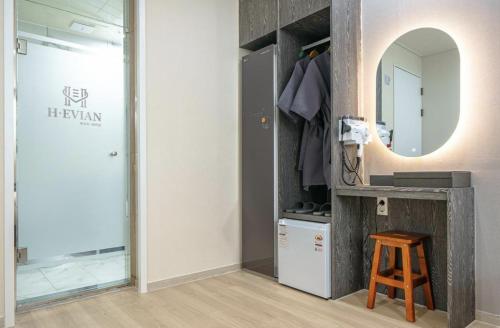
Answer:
[377,197,388,216]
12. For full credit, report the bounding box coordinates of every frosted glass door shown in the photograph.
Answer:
[16,41,129,261]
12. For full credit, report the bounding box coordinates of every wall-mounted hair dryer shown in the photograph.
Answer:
[339,116,372,157]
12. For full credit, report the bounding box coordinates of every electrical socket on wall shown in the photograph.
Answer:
[377,197,388,216]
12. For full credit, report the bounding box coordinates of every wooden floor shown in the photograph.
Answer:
[16,270,493,328]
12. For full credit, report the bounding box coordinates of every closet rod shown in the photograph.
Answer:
[301,37,331,51]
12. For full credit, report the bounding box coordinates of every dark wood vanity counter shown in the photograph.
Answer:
[332,184,475,328]
[335,185,457,200]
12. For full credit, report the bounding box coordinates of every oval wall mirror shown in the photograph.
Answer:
[376,28,460,157]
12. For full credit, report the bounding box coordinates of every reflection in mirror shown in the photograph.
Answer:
[376,28,460,157]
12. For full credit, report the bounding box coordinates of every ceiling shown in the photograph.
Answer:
[17,0,125,44]
[396,28,458,57]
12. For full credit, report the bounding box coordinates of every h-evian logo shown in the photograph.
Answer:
[63,86,89,108]
[47,86,102,127]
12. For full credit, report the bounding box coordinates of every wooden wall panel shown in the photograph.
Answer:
[330,0,361,191]
[330,0,363,299]
[332,196,363,296]
[279,0,330,28]
[447,188,475,328]
[240,0,278,49]
[280,7,330,42]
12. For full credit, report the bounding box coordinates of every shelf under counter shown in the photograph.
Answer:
[335,185,474,201]
[280,212,331,224]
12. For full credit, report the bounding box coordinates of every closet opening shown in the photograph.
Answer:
[277,7,332,220]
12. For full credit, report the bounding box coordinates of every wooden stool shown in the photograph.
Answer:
[367,231,434,322]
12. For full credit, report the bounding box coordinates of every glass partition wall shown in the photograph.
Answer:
[15,0,132,307]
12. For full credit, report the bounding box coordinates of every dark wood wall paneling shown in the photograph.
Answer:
[239,0,331,50]
[447,188,475,328]
[279,0,331,35]
[239,0,278,50]
[281,7,331,42]
[280,0,330,27]
[330,0,363,299]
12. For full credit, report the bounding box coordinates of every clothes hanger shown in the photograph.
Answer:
[308,49,320,59]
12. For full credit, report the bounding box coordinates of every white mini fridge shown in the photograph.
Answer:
[278,219,331,298]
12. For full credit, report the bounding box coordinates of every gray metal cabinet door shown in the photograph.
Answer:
[242,45,276,277]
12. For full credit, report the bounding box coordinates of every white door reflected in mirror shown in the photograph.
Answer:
[376,28,460,157]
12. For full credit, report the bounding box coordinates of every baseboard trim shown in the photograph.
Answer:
[476,310,500,326]
[148,264,242,292]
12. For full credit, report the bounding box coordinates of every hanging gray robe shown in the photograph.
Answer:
[290,52,331,189]
[277,57,310,122]
[277,57,312,180]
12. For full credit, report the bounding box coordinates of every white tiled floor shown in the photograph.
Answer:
[16,251,130,302]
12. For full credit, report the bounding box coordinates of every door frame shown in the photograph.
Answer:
[3,0,148,326]
[392,65,423,156]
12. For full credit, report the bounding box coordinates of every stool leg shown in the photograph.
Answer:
[402,245,415,322]
[417,243,435,310]
[367,240,383,309]
[387,246,396,299]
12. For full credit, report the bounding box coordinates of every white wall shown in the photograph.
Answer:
[380,43,422,131]
[145,0,241,283]
[362,0,500,316]
[422,49,460,154]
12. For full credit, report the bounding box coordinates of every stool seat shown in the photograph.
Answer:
[370,231,429,245]
[367,231,434,323]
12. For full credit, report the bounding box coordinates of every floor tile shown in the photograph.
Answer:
[79,254,129,284]
[16,269,56,300]
[40,262,98,291]
[18,252,130,302]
